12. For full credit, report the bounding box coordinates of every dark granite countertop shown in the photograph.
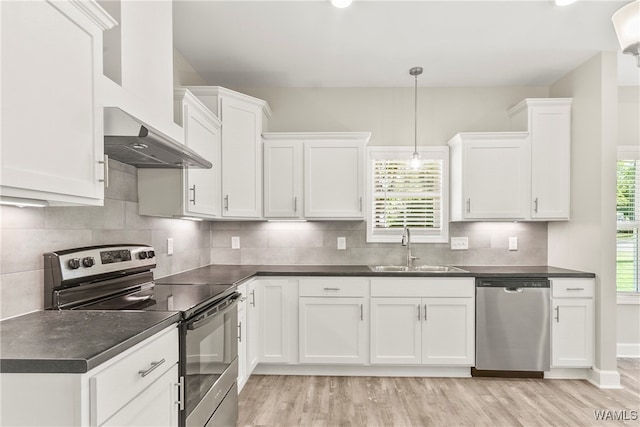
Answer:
[0,310,180,374]
[155,264,595,285]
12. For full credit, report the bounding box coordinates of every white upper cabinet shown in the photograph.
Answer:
[449,132,530,221]
[263,132,370,220]
[508,98,572,220]
[1,0,115,206]
[186,87,271,218]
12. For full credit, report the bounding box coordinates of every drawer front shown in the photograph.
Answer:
[299,278,369,297]
[371,278,474,298]
[552,278,594,298]
[91,326,179,426]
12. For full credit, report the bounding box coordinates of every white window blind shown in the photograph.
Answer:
[367,147,449,243]
[617,157,639,293]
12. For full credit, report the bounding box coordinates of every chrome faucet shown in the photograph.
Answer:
[401,226,419,269]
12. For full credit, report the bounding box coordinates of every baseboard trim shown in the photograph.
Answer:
[544,368,590,380]
[588,367,622,389]
[617,343,640,358]
[253,364,472,378]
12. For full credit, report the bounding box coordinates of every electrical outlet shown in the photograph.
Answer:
[509,236,518,251]
[337,237,347,250]
[231,236,240,249]
[167,237,174,255]
[450,237,469,250]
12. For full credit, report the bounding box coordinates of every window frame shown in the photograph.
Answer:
[366,146,449,243]
[616,145,640,303]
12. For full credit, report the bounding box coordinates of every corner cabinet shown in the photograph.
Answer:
[550,278,594,368]
[1,0,116,206]
[508,98,572,220]
[138,89,221,219]
[449,132,530,221]
[186,86,272,219]
[262,132,371,220]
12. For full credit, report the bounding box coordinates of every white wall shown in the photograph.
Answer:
[548,52,620,385]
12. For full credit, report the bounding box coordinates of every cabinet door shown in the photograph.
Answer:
[551,298,594,368]
[370,298,421,365]
[264,140,303,218]
[237,300,248,392]
[184,103,221,217]
[258,280,296,364]
[221,96,262,218]
[530,105,570,220]
[299,297,367,364]
[463,138,529,220]
[422,298,475,365]
[101,364,179,427]
[1,0,108,205]
[304,140,364,219]
[246,280,259,373]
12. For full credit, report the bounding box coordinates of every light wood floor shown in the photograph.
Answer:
[238,359,640,426]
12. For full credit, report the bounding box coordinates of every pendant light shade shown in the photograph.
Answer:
[331,0,352,8]
[409,67,423,170]
[612,0,640,67]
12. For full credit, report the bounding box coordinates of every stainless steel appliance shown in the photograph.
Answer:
[475,277,550,375]
[44,244,239,427]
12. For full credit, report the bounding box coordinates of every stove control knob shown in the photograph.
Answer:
[82,257,95,268]
[147,250,155,259]
[67,258,81,270]
[138,251,148,260]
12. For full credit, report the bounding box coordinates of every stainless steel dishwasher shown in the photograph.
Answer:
[475,277,550,374]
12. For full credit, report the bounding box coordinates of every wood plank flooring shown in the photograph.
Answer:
[238,359,640,426]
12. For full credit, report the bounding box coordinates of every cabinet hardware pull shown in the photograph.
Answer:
[417,304,421,321]
[238,322,242,342]
[466,198,471,213]
[189,185,196,204]
[323,287,341,291]
[566,287,585,291]
[224,195,229,211]
[359,197,363,212]
[138,359,166,377]
[98,155,109,187]
[360,304,364,321]
[251,289,256,307]
[424,304,427,322]
[534,197,539,213]
[294,197,297,213]
[555,306,560,323]
[176,376,185,410]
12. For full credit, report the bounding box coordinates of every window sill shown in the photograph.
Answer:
[617,293,640,305]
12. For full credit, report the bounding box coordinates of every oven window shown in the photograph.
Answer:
[184,301,238,417]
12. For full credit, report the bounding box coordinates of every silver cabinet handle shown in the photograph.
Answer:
[534,197,539,213]
[98,155,109,187]
[294,196,298,213]
[176,376,185,410]
[566,287,585,291]
[238,322,242,342]
[138,359,166,377]
[423,304,427,322]
[360,304,364,321]
[466,198,471,213]
[417,304,421,321]
[251,289,256,307]
[359,197,363,212]
[189,185,196,205]
[555,306,560,323]
[224,195,229,211]
[323,287,341,291]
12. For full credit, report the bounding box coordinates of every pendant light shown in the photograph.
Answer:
[409,66,423,170]
[612,0,640,67]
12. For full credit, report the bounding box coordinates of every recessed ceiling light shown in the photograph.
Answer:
[555,0,579,6]
[331,0,352,8]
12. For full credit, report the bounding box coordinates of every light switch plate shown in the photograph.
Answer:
[231,236,241,249]
[450,237,469,250]
[509,236,518,251]
[337,237,347,250]
[167,237,174,255]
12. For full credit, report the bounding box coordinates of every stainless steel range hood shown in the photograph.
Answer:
[104,107,212,169]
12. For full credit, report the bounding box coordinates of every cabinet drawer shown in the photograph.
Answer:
[371,278,474,298]
[299,278,368,297]
[552,278,594,298]
[91,326,179,426]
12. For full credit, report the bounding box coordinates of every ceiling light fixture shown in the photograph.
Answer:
[554,0,579,6]
[331,0,352,8]
[409,66,423,170]
[612,0,640,68]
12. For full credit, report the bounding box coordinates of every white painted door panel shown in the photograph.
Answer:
[422,298,475,365]
[370,298,421,365]
[551,299,594,368]
[264,141,303,218]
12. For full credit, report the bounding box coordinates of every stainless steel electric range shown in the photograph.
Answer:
[44,244,239,427]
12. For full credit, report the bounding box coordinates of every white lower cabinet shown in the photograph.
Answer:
[257,279,298,364]
[551,279,594,368]
[237,283,248,391]
[246,280,259,373]
[370,278,475,366]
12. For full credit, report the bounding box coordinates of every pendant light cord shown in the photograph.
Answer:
[414,71,418,154]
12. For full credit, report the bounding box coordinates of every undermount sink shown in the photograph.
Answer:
[369,265,468,273]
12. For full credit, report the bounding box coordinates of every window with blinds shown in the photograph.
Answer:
[617,157,639,293]
[367,147,449,243]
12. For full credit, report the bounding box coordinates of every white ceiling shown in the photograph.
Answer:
[173,0,640,88]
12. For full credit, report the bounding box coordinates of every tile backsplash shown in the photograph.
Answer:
[0,159,547,320]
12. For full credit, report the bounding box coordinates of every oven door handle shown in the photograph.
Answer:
[186,293,240,331]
